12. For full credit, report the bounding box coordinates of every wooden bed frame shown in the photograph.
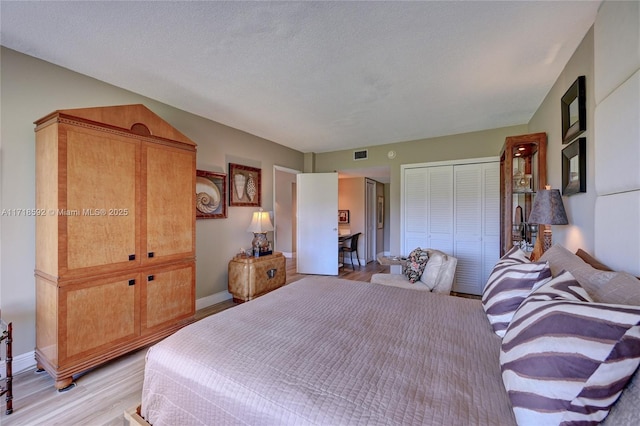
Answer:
[1,321,12,415]
[124,405,149,426]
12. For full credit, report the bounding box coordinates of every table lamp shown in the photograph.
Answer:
[247,208,274,256]
[528,186,568,253]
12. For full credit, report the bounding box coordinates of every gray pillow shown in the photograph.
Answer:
[592,272,640,305]
[539,244,617,297]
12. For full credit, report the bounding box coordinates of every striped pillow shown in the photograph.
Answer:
[498,245,531,265]
[482,247,552,337]
[501,270,640,425]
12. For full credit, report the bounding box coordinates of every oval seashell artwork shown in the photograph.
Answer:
[234,173,246,200]
[246,175,257,202]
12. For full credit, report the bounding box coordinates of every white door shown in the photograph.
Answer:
[453,164,484,295]
[452,162,499,295]
[366,179,376,263]
[297,172,339,275]
[402,166,454,255]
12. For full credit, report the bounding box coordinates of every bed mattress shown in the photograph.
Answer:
[141,276,516,425]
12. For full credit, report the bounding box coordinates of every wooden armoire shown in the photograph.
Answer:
[34,104,196,390]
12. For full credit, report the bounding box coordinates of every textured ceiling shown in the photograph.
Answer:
[0,1,600,153]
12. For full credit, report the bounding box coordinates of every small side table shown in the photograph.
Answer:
[377,255,406,274]
[228,252,286,303]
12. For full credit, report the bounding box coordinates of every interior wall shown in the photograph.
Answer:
[316,124,528,255]
[0,47,304,356]
[592,0,640,275]
[527,27,596,253]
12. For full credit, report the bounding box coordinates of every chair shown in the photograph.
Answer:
[340,232,361,269]
[370,249,458,295]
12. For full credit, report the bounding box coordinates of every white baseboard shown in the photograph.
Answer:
[195,289,233,311]
[4,291,233,377]
[1,350,36,375]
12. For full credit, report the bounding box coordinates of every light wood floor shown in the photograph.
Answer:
[1,258,387,426]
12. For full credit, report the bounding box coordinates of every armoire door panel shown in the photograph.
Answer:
[144,143,195,262]
[142,262,195,333]
[64,126,139,272]
[60,274,140,365]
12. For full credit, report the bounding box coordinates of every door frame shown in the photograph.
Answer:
[273,165,301,258]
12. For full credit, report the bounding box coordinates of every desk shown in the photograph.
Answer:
[338,233,353,243]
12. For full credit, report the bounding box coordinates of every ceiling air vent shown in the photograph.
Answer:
[353,149,368,161]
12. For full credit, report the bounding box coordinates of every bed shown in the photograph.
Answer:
[141,276,515,425]
[138,245,640,425]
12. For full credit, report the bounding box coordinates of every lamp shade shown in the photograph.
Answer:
[528,189,568,225]
[247,209,274,233]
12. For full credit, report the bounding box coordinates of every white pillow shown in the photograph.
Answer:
[419,250,447,290]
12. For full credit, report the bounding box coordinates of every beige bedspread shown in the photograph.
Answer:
[141,276,516,425]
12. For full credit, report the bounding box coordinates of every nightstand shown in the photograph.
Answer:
[228,252,286,303]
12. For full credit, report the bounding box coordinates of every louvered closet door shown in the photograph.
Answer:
[481,164,501,286]
[426,167,454,255]
[403,166,454,255]
[403,168,428,254]
[453,162,499,295]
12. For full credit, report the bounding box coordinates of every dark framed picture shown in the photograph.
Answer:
[196,170,227,219]
[561,75,586,143]
[229,163,261,207]
[562,137,586,195]
[377,196,384,229]
[338,209,350,224]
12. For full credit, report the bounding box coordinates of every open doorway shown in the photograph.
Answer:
[273,165,301,258]
[337,166,389,265]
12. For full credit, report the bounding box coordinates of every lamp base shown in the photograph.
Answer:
[251,232,269,256]
[542,228,553,252]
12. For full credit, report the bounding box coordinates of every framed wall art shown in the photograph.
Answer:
[338,209,350,224]
[229,163,261,207]
[196,170,227,219]
[561,75,586,143]
[562,137,586,195]
[377,196,384,229]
